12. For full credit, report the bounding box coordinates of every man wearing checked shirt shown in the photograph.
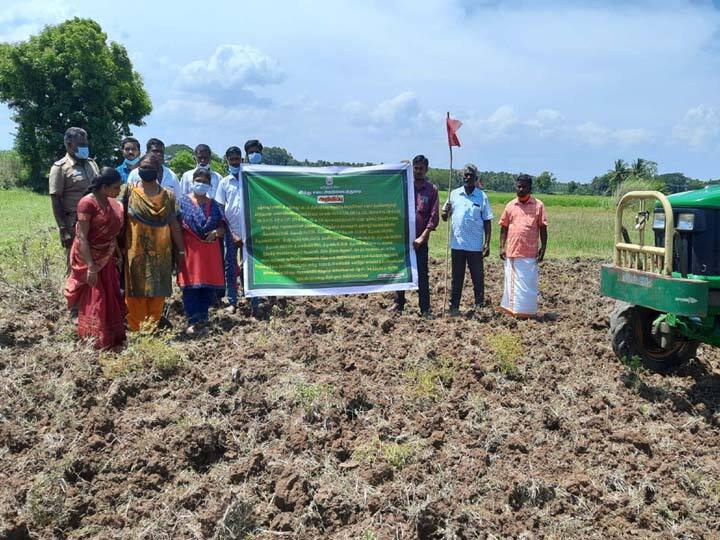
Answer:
[441,164,492,314]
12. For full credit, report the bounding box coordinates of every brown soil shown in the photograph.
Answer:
[1,259,719,539]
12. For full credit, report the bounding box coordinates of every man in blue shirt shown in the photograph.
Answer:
[116,137,141,182]
[441,164,493,314]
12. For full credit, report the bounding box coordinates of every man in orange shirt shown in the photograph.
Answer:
[499,174,548,317]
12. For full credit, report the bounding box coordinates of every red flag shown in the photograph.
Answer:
[446,114,462,147]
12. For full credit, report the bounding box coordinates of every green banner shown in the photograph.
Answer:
[241,164,418,296]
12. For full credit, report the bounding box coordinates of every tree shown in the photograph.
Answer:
[567,181,579,194]
[167,149,228,177]
[629,158,657,180]
[263,146,299,166]
[590,172,612,195]
[0,18,151,190]
[630,158,647,179]
[165,144,193,162]
[535,171,556,193]
[167,150,196,177]
[608,159,629,190]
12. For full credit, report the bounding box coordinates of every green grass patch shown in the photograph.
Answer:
[0,188,57,248]
[352,436,419,470]
[292,381,335,416]
[405,357,456,401]
[100,328,187,379]
[488,332,523,376]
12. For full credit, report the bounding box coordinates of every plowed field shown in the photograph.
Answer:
[1,259,719,538]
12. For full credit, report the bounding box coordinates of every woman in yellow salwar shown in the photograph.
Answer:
[122,154,185,331]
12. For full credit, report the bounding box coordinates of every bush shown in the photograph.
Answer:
[609,177,664,208]
[0,150,28,189]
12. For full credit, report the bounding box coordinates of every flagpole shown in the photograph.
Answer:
[442,112,453,317]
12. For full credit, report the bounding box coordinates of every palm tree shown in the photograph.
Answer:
[630,158,648,179]
[608,159,629,190]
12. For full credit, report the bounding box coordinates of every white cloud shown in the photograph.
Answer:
[672,105,720,148]
[613,128,654,145]
[574,122,653,146]
[0,1,73,42]
[525,108,564,128]
[575,122,611,145]
[156,99,269,125]
[486,105,517,132]
[175,44,284,105]
[344,91,423,130]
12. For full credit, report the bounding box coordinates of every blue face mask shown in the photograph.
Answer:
[75,146,90,160]
[124,156,140,167]
[196,163,210,171]
[228,165,240,175]
[248,152,262,164]
[192,182,211,195]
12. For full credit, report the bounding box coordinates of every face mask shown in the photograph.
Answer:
[228,165,240,175]
[124,156,140,167]
[192,182,211,195]
[196,163,210,171]
[138,167,158,182]
[248,152,262,164]
[75,146,90,160]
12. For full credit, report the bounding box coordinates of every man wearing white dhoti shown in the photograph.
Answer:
[499,174,548,318]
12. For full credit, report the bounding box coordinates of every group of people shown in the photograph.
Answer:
[49,127,548,351]
[392,156,548,319]
[51,127,262,349]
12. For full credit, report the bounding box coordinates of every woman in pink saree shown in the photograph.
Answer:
[64,167,125,349]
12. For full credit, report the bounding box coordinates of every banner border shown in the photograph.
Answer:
[241,163,417,297]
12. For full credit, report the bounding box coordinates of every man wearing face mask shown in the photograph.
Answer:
[49,127,100,274]
[179,144,224,198]
[116,137,141,183]
[441,164,492,315]
[127,138,182,200]
[214,146,244,313]
[244,139,263,164]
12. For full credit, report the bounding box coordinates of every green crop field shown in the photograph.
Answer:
[431,190,614,260]
[0,188,615,263]
[0,189,59,247]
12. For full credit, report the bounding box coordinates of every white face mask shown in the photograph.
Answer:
[192,182,211,195]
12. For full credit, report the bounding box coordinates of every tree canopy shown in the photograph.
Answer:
[167,149,228,177]
[0,18,151,190]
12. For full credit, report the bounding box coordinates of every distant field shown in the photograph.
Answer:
[0,188,615,261]
[0,189,58,248]
[432,190,613,260]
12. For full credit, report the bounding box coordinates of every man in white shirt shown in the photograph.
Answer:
[214,146,244,312]
[126,138,182,200]
[180,144,224,199]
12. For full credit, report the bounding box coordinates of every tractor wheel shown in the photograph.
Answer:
[609,302,699,372]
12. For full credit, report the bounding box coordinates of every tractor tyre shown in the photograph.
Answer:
[609,301,699,373]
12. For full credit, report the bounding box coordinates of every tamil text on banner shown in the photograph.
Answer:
[241,163,418,297]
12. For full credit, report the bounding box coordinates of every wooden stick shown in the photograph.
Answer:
[442,112,453,316]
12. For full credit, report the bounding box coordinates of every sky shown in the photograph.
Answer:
[1,0,720,182]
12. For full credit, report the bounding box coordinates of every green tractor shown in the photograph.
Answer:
[600,189,720,371]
